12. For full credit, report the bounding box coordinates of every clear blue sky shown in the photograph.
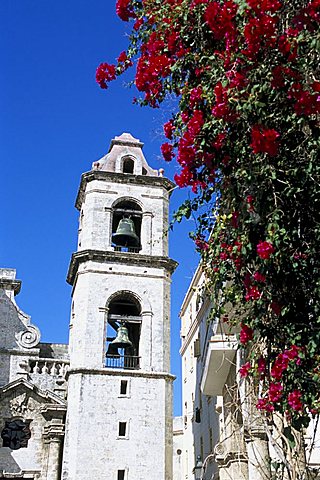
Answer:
[0,0,199,415]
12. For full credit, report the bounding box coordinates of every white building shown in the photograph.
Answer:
[0,133,177,480]
[179,263,320,480]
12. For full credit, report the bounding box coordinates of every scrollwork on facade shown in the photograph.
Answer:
[16,324,40,349]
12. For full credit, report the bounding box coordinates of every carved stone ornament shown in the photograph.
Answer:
[9,392,28,415]
[16,325,40,349]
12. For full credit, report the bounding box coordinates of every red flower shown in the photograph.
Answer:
[269,382,283,402]
[116,0,135,21]
[239,362,251,377]
[117,51,128,63]
[187,110,204,139]
[247,0,281,14]
[288,82,320,116]
[189,87,203,108]
[174,166,194,188]
[213,132,226,149]
[133,18,144,31]
[271,353,289,380]
[251,125,280,157]
[257,398,274,412]
[161,143,175,162]
[195,236,209,251]
[256,241,275,260]
[257,357,267,375]
[245,286,261,301]
[253,272,266,283]
[96,63,116,89]
[212,82,238,122]
[164,120,174,140]
[288,390,303,411]
[239,324,254,344]
[205,1,238,42]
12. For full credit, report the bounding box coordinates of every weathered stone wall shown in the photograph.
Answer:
[77,175,170,257]
[68,263,171,373]
[62,370,173,480]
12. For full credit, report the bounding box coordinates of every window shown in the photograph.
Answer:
[111,199,142,252]
[119,422,127,437]
[194,338,201,358]
[117,470,125,480]
[106,292,142,370]
[120,380,128,395]
[1,420,31,450]
[123,158,134,174]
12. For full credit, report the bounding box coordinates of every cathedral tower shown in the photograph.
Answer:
[61,133,177,480]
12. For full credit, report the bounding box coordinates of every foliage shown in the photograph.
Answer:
[98,0,320,430]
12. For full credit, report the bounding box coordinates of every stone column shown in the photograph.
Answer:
[139,310,153,370]
[41,406,66,480]
[104,206,113,251]
[246,428,271,480]
[141,212,153,255]
[45,435,63,480]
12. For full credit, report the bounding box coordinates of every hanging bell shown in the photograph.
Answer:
[112,218,139,247]
[106,343,120,357]
[111,325,133,349]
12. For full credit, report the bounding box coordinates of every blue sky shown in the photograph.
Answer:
[0,0,199,415]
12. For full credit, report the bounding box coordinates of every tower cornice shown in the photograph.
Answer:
[67,249,178,285]
[75,170,176,210]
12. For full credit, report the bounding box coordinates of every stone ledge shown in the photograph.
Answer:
[0,278,21,295]
[75,170,175,209]
[66,367,176,382]
[67,249,178,285]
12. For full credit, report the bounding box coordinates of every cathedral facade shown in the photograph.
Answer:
[0,133,177,480]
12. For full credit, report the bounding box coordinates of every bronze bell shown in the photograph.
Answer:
[111,325,133,349]
[112,218,139,247]
[106,343,120,357]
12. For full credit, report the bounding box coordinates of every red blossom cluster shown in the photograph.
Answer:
[288,82,320,116]
[239,323,254,344]
[239,361,251,377]
[204,0,238,43]
[95,63,116,89]
[271,345,301,380]
[250,125,280,157]
[256,240,275,260]
[116,0,135,21]
[161,143,175,162]
[97,0,320,422]
[195,235,209,251]
[288,390,303,411]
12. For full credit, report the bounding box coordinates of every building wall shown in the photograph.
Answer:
[62,371,173,480]
[179,267,219,480]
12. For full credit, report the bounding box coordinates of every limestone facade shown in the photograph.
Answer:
[0,268,68,479]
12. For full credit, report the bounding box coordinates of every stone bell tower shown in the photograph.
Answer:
[61,133,177,480]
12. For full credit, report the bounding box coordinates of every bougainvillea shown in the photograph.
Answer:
[98,0,320,439]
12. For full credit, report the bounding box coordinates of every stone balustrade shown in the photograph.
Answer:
[29,358,69,378]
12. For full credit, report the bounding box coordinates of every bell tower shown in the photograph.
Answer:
[62,133,177,480]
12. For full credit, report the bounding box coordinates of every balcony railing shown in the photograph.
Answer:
[113,246,140,253]
[105,354,140,370]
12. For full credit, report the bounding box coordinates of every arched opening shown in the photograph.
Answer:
[106,292,142,369]
[111,199,142,253]
[122,157,134,174]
